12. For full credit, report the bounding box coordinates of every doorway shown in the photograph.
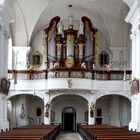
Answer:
[62,107,76,131]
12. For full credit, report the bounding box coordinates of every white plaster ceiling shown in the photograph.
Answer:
[7,0,133,47]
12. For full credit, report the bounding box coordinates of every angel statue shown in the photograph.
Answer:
[57,20,64,35]
[90,102,95,117]
[78,21,84,37]
[45,103,50,117]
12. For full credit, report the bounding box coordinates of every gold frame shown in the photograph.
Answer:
[32,51,43,68]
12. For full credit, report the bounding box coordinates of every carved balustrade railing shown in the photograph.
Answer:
[8,69,132,81]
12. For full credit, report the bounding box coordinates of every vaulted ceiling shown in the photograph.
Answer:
[7,0,134,47]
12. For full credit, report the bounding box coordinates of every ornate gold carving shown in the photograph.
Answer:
[48,21,57,41]
[78,43,84,51]
[56,44,62,51]
[67,35,74,45]
[32,51,43,68]
[94,32,99,64]
[85,21,94,41]
[81,62,87,69]
[65,57,74,68]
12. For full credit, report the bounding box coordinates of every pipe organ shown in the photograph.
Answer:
[44,16,97,70]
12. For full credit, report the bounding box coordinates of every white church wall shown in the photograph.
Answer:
[109,47,127,70]
[27,96,44,125]
[9,79,131,100]
[11,95,28,127]
[96,95,131,126]
[47,78,91,90]
[96,99,110,124]
[9,79,46,91]
[10,94,44,128]
[31,29,45,69]
[119,97,131,126]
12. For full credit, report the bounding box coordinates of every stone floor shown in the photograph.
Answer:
[56,132,83,140]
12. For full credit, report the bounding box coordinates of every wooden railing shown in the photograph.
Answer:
[8,69,132,80]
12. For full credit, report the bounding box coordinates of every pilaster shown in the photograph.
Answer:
[110,96,120,126]
[129,94,140,131]
[126,0,140,131]
[44,92,51,124]
[0,0,13,78]
[0,94,9,131]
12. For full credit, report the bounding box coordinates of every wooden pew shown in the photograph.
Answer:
[0,124,60,140]
[78,124,140,140]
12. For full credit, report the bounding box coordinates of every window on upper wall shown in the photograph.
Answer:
[8,38,13,70]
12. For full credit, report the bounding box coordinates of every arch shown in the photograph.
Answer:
[8,94,44,127]
[95,91,131,101]
[7,91,44,100]
[50,91,89,103]
[95,94,131,126]
[50,92,89,128]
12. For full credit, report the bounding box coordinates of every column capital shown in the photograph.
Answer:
[0,0,14,36]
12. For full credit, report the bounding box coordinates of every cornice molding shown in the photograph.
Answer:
[0,1,14,34]
[125,0,140,24]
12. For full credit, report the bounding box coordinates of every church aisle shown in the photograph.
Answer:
[56,132,83,140]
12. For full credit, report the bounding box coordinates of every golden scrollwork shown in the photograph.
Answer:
[67,35,74,45]
[94,32,99,64]
[85,21,94,41]
[48,21,57,41]
[32,51,43,68]
[65,57,74,68]
[78,43,84,51]
[56,44,62,51]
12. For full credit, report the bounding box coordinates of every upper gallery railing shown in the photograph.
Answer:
[8,69,132,80]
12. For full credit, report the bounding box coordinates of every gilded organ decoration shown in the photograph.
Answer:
[65,57,74,68]
[43,16,98,70]
[32,51,43,68]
